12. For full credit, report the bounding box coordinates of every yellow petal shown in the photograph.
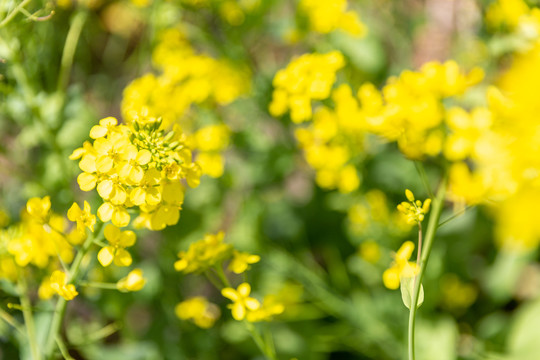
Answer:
[113,249,132,267]
[97,180,114,199]
[245,297,260,311]
[136,149,152,165]
[383,267,400,290]
[97,202,114,222]
[238,283,251,297]
[90,125,108,139]
[119,230,136,247]
[104,224,120,243]
[67,203,82,222]
[97,247,114,267]
[231,302,245,321]
[221,288,239,302]
[112,207,130,227]
[130,187,146,206]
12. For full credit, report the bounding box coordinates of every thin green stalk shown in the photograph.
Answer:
[79,282,118,290]
[414,161,434,199]
[44,222,103,360]
[18,273,42,360]
[0,306,25,335]
[55,336,74,360]
[245,321,277,360]
[408,175,447,360]
[0,0,32,28]
[57,11,88,92]
[214,264,232,288]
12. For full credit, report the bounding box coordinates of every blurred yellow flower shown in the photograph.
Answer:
[383,241,419,290]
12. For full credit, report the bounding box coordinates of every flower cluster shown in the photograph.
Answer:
[175,231,283,326]
[122,29,247,178]
[299,0,366,37]
[269,51,345,123]
[447,38,540,250]
[2,197,75,273]
[358,61,484,159]
[0,196,144,303]
[176,296,221,328]
[486,0,540,42]
[71,116,200,230]
[294,84,364,193]
[397,189,431,225]
[174,231,233,274]
[221,283,284,322]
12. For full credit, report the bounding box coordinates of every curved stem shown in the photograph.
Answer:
[57,10,88,93]
[408,175,447,360]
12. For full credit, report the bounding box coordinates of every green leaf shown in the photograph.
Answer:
[400,277,424,309]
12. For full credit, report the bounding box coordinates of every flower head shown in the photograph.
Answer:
[50,270,78,301]
[383,241,419,290]
[67,201,96,233]
[221,282,261,321]
[117,268,146,292]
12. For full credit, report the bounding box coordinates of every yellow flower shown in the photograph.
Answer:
[50,270,78,301]
[67,201,96,233]
[221,282,260,321]
[382,241,419,290]
[228,250,260,274]
[245,295,285,322]
[117,268,146,292]
[97,225,136,267]
[396,189,431,224]
[97,202,131,228]
[89,117,118,139]
[299,0,366,37]
[174,231,232,274]
[175,297,221,328]
[358,240,381,264]
[26,196,51,223]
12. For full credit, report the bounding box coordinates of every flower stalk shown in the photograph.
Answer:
[407,175,447,360]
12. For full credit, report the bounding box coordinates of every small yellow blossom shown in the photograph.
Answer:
[245,295,285,322]
[358,240,381,264]
[175,297,221,328]
[221,282,260,321]
[50,270,78,301]
[228,250,260,274]
[67,201,96,233]
[117,268,146,292]
[26,196,51,223]
[174,231,232,274]
[97,225,136,267]
[383,241,419,290]
[299,0,366,37]
[397,189,431,224]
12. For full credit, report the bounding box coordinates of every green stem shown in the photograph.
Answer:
[57,10,88,93]
[18,273,42,360]
[245,321,277,360]
[214,264,232,288]
[414,161,434,199]
[407,175,447,360]
[79,281,118,290]
[55,336,74,360]
[0,306,25,335]
[44,222,103,360]
[0,0,32,28]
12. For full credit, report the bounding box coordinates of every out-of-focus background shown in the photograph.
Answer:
[2,0,540,359]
